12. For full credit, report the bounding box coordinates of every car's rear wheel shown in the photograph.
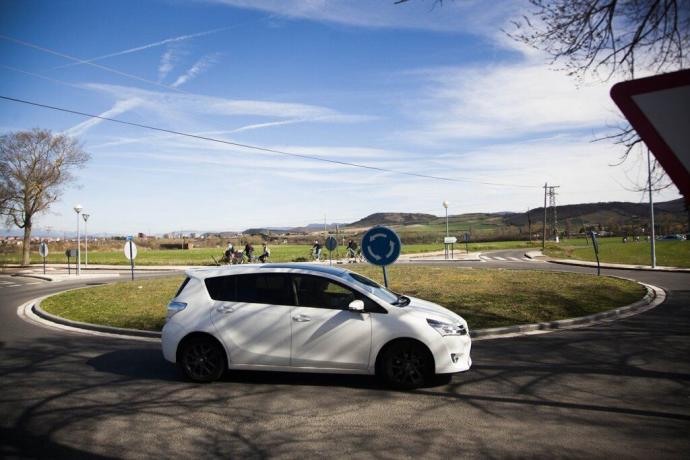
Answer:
[179,337,225,382]
[379,341,433,390]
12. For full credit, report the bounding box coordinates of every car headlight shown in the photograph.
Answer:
[427,318,467,336]
[166,301,187,320]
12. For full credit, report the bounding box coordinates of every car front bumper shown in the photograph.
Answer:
[433,334,472,374]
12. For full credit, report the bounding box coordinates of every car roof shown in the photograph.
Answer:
[186,263,352,279]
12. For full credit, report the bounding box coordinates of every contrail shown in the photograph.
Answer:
[53,26,234,69]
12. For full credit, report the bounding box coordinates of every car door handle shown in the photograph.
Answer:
[292,314,311,322]
[216,305,235,314]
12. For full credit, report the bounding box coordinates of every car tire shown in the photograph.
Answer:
[379,340,433,390]
[179,337,226,383]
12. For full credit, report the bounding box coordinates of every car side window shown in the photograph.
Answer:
[205,275,236,301]
[291,274,383,312]
[235,274,294,305]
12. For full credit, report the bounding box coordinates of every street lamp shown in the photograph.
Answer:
[82,213,90,267]
[74,204,82,276]
[442,200,450,237]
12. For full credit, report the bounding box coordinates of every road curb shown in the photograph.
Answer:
[547,258,690,273]
[25,277,666,343]
[32,299,161,338]
[471,282,664,340]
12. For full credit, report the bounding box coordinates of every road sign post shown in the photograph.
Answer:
[124,237,138,280]
[325,236,337,267]
[65,249,77,275]
[361,226,401,288]
[464,232,470,253]
[444,236,457,260]
[590,231,601,276]
[39,242,49,275]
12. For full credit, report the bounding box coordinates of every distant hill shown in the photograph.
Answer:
[347,212,437,228]
[509,198,687,227]
[174,198,687,241]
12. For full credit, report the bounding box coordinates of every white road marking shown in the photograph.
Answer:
[493,256,507,261]
[508,257,521,261]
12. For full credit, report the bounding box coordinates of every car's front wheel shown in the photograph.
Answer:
[179,337,226,383]
[379,340,433,390]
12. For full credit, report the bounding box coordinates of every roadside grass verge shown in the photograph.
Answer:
[40,266,645,331]
[544,237,690,268]
[2,240,543,266]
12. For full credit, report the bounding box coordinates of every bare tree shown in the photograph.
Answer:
[0,129,90,266]
[508,0,689,190]
[508,0,689,81]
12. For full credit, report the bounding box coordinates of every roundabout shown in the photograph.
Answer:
[1,254,689,458]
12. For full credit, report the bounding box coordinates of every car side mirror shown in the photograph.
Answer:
[348,299,365,312]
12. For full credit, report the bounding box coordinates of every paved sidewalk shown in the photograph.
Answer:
[525,249,690,272]
[398,250,482,262]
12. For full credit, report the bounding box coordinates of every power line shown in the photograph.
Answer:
[0,94,542,189]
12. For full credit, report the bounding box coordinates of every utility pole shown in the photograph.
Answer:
[548,186,560,242]
[542,183,548,250]
[647,150,657,268]
[527,207,532,242]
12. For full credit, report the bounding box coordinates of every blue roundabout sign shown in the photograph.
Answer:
[361,226,402,266]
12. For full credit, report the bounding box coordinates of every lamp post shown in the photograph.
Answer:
[74,204,82,276]
[82,213,90,267]
[443,200,450,260]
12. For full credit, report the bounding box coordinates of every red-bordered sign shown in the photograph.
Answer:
[610,69,690,200]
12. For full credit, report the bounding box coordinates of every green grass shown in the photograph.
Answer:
[41,265,645,331]
[544,237,690,268]
[1,240,542,266]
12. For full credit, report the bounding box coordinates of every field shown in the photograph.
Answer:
[544,237,690,268]
[41,265,645,331]
[1,240,544,266]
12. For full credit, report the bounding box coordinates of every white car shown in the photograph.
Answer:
[162,264,471,389]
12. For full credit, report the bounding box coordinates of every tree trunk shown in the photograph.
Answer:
[22,223,32,266]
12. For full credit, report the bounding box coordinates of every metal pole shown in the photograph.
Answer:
[445,207,449,238]
[84,219,88,267]
[129,240,135,280]
[647,150,657,268]
[76,212,81,276]
[542,182,548,250]
[382,265,389,288]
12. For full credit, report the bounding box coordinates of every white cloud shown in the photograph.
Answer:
[171,53,220,88]
[63,98,142,137]
[212,0,519,34]
[158,47,180,82]
[81,82,375,127]
[395,62,620,146]
[54,26,232,69]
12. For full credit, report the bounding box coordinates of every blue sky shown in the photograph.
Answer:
[0,0,681,235]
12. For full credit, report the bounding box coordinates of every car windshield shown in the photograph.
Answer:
[345,272,409,306]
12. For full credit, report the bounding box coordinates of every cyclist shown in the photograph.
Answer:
[312,240,322,261]
[259,243,271,263]
[244,243,254,263]
[346,239,357,261]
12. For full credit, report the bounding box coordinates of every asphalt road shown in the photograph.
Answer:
[1,256,689,459]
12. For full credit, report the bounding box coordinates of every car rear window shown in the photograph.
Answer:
[205,275,235,301]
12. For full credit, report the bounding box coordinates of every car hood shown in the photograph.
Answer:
[404,296,466,326]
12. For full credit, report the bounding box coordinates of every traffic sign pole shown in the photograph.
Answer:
[129,240,134,280]
[39,242,49,275]
[361,226,401,289]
